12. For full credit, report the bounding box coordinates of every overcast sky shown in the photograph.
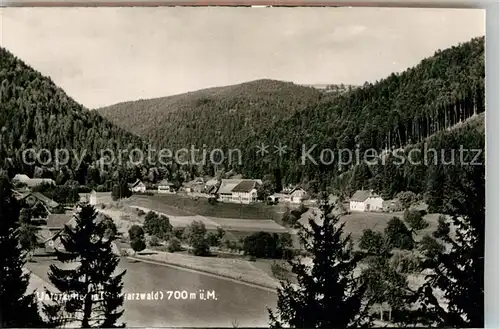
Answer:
[0,7,484,109]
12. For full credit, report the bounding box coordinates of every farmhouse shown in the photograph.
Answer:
[129,179,146,193]
[268,187,308,204]
[15,191,60,214]
[38,213,76,253]
[157,180,176,194]
[231,180,260,204]
[12,174,56,189]
[217,179,262,204]
[349,190,384,212]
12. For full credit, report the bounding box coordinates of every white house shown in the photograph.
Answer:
[349,190,384,212]
[217,179,261,204]
[157,180,176,194]
[268,187,308,204]
[230,180,260,204]
[129,180,146,193]
[217,179,243,203]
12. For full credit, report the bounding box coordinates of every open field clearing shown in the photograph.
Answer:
[299,208,445,244]
[208,217,287,233]
[127,194,280,220]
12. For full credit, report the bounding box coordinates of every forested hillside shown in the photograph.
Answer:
[98,36,485,200]
[0,47,150,188]
[98,79,323,148]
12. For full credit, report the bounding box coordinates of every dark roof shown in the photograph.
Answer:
[350,190,372,202]
[46,213,74,229]
[232,180,259,193]
[129,179,144,187]
[17,192,59,208]
[31,192,59,208]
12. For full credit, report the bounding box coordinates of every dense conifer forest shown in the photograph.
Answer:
[99,36,485,200]
[0,47,150,188]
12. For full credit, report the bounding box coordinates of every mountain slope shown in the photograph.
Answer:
[97,36,485,198]
[0,47,147,187]
[98,79,323,148]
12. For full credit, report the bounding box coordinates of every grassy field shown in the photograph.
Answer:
[126,194,282,220]
[299,208,443,245]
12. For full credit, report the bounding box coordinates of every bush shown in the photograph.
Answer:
[130,238,146,254]
[149,235,161,247]
[185,221,210,256]
[403,209,429,231]
[137,209,146,217]
[419,234,445,258]
[359,229,386,254]
[173,227,185,240]
[143,212,172,240]
[385,217,414,250]
[389,250,421,274]
[243,231,283,259]
[128,225,144,241]
[100,203,106,209]
[167,237,182,252]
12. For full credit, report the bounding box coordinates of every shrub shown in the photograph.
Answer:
[403,209,429,231]
[128,225,144,241]
[167,237,182,252]
[243,231,282,259]
[149,235,161,247]
[385,217,414,250]
[137,209,146,217]
[185,221,210,256]
[130,238,146,254]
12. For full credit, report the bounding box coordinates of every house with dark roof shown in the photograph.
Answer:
[129,179,146,193]
[15,191,60,214]
[37,213,76,253]
[216,179,262,204]
[349,190,384,212]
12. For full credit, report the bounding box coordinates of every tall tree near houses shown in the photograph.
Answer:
[43,204,126,328]
[268,193,370,328]
[0,171,44,328]
[409,129,484,327]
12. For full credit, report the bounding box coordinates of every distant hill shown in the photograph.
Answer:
[0,47,148,188]
[98,79,323,149]
[98,36,485,198]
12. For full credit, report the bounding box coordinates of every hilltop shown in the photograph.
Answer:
[0,47,148,188]
[98,79,323,149]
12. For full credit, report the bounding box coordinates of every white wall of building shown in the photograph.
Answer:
[365,197,384,211]
[350,200,366,212]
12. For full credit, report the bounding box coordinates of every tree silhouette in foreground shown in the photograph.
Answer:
[0,171,44,327]
[408,129,484,327]
[268,194,369,328]
[44,203,126,328]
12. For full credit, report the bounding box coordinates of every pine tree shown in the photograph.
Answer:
[43,203,126,328]
[410,131,484,327]
[0,171,44,327]
[268,193,369,328]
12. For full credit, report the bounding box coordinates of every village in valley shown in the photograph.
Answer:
[0,6,485,329]
[11,168,440,326]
